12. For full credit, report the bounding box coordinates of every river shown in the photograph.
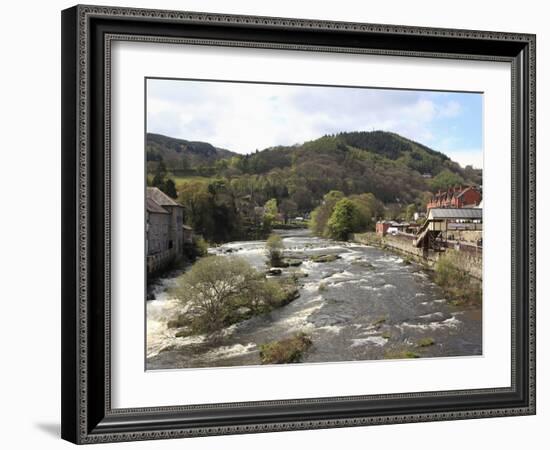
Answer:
[146,229,481,369]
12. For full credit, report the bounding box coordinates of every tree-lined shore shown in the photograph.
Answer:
[147,130,481,244]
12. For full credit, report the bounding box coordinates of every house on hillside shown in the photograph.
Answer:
[146,187,193,275]
[427,185,482,210]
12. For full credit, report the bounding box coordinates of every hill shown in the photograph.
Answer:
[147,130,482,236]
[147,131,481,203]
[146,133,238,171]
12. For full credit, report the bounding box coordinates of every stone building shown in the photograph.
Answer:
[146,187,188,275]
[414,207,483,252]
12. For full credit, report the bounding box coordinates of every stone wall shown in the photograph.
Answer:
[147,210,181,276]
[147,250,175,276]
[353,232,482,280]
[147,212,171,255]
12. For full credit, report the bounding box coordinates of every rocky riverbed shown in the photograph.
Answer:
[146,229,482,369]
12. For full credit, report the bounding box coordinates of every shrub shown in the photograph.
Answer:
[173,256,296,335]
[417,337,435,347]
[259,333,312,364]
[266,234,284,266]
[193,236,209,257]
[173,256,263,334]
[434,251,481,305]
[384,349,420,359]
[245,278,287,313]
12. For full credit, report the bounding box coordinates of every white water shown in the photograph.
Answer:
[147,229,482,369]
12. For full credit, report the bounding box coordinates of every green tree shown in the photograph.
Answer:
[429,169,465,191]
[174,256,260,333]
[279,199,298,223]
[151,172,164,189]
[309,191,345,236]
[289,186,313,212]
[348,193,383,231]
[327,198,361,240]
[178,180,242,242]
[174,256,285,333]
[264,198,278,217]
[405,203,417,221]
[266,234,284,266]
[163,178,178,199]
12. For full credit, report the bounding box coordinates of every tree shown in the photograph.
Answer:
[264,198,278,217]
[178,182,215,236]
[174,256,285,333]
[348,193,383,231]
[174,256,261,333]
[151,172,164,189]
[163,178,178,199]
[429,169,465,191]
[309,191,345,236]
[327,198,361,240]
[178,180,242,243]
[279,199,298,223]
[289,186,313,212]
[266,234,284,266]
[405,203,417,221]
[384,203,404,220]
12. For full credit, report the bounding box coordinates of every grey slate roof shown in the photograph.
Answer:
[428,208,482,220]
[146,187,181,207]
[146,197,169,214]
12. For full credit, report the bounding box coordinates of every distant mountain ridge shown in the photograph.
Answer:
[146,133,238,169]
[146,130,481,205]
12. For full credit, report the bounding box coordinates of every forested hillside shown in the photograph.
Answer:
[146,131,481,242]
[146,133,237,171]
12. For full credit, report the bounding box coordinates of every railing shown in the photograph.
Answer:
[413,219,431,247]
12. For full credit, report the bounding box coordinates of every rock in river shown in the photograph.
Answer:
[284,258,303,267]
[311,254,341,263]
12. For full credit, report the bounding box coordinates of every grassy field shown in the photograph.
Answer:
[147,173,216,189]
[172,175,215,188]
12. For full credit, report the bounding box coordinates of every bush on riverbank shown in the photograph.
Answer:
[266,234,284,266]
[193,236,209,257]
[259,332,313,364]
[172,256,299,335]
[434,250,481,306]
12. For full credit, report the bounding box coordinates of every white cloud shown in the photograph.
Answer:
[443,149,483,169]
[146,80,475,156]
[438,100,461,118]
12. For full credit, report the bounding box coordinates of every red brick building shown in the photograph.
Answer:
[376,221,391,235]
[427,186,482,210]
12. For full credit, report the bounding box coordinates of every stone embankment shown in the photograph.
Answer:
[353,232,482,280]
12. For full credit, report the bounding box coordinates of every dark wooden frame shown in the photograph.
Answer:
[61,4,536,444]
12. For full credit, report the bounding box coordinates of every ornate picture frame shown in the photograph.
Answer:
[61,5,536,444]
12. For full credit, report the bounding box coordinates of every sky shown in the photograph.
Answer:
[147,78,483,169]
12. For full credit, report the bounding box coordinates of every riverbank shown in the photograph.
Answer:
[353,231,482,309]
[353,232,482,280]
[146,229,482,369]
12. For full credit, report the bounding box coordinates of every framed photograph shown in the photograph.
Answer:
[61,5,536,444]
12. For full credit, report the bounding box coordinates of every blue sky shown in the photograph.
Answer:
[147,79,483,168]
